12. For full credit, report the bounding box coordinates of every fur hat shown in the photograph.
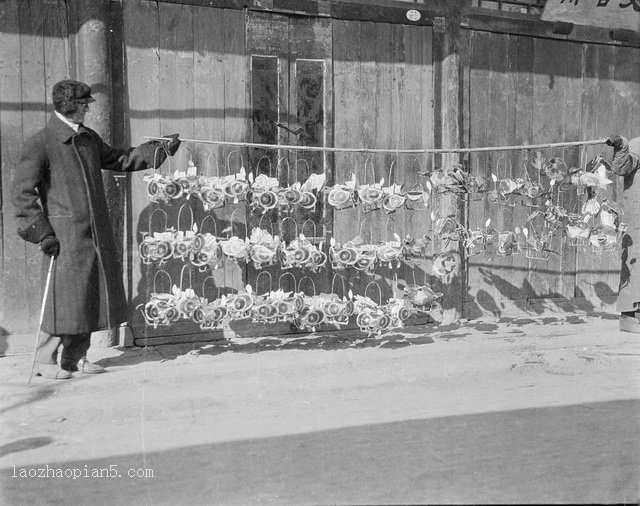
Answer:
[52,80,95,114]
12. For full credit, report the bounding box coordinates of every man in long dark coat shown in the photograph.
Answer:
[608,134,640,333]
[12,80,179,379]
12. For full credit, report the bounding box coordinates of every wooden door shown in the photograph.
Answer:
[247,12,333,300]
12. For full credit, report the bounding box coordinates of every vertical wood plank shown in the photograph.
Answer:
[503,33,531,310]
[124,0,161,335]
[532,38,581,301]
[512,34,535,307]
[400,26,435,300]
[158,1,196,305]
[372,22,394,302]
[610,45,640,310]
[576,43,617,307]
[332,19,362,298]
[192,6,228,302]
[223,8,248,293]
[18,0,47,331]
[531,38,562,300]
[467,31,497,316]
[0,0,23,333]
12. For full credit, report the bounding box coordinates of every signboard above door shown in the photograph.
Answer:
[541,0,640,32]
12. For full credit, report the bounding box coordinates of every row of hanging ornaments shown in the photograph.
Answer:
[140,270,441,337]
[142,151,624,277]
[142,154,441,337]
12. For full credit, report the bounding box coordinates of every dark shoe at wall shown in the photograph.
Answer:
[35,363,72,380]
[619,314,640,333]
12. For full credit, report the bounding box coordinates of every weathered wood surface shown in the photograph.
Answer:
[0,0,23,335]
[124,1,249,340]
[2,0,640,343]
[464,29,640,319]
[0,0,71,336]
[332,19,435,309]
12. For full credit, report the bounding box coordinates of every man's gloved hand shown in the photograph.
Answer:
[162,133,181,156]
[606,134,624,149]
[40,235,60,257]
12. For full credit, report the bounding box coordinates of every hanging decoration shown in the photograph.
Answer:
[138,135,620,340]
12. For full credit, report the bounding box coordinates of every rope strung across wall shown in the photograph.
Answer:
[144,136,609,154]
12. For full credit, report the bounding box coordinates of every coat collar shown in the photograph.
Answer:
[47,112,82,143]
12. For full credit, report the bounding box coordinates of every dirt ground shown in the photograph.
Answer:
[1,312,639,505]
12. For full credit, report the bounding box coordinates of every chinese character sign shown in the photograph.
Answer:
[542,0,640,31]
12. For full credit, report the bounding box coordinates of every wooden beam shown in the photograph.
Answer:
[150,0,441,25]
[433,1,466,323]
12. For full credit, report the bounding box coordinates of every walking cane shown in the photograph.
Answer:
[28,256,55,386]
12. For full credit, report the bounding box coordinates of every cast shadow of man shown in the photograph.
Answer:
[0,326,8,356]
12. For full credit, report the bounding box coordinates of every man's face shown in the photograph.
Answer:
[66,100,90,124]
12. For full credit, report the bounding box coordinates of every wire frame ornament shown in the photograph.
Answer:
[174,265,205,324]
[300,219,327,272]
[488,154,518,207]
[250,271,279,324]
[521,225,553,261]
[199,276,229,331]
[327,153,358,210]
[352,218,378,273]
[275,272,305,323]
[516,150,545,207]
[220,208,251,263]
[190,215,223,271]
[173,203,198,261]
[139,269,180,328]
[222,149,250,204]
[295,276,326,332]
[565,214,591,249]
[143,145,182,204]
[355,281,392,336]
[376,217,404,269]
[358,156,385,213]
[248,215,281,269]
[195,152,226,211]
[463,218,494,257]
[314,274,354,328]
[275,156,299,212]
[139,208,175,265]
[403,269,443,315]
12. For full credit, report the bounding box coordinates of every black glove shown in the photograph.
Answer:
[606,134,624,149]
[40,235,60,257]
[162,133,181,156]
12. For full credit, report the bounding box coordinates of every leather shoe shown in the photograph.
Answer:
[35,363,72,380]
[619,314,640,333]
[62,358,105,374]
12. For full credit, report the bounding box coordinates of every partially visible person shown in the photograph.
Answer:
[12,79,180,379]
[607,134,640,333]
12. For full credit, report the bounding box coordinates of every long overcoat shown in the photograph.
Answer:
[12,113,163,334]
[612,136,640,313]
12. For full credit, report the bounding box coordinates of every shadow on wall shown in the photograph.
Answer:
[463,267,618,318]
[0,327,8,356]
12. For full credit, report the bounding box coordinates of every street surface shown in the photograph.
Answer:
[1,313,639,504]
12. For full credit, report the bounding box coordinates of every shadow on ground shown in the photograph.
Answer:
[96,311,617,368]
[2,399,638,505]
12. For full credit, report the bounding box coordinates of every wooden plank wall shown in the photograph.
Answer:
[465,29,640,318]
[0,0,71,338]
[3,0,639,343]
[123,0,249,342]
[332,20,435,307]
